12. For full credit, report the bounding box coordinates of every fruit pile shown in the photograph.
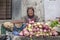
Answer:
[19,22,58,37]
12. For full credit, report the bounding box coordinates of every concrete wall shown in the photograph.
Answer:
[1,0,60,21]
[21,0,44,22]
[12,0,22,20]
[44,0,60,21]
[12,0,44,22]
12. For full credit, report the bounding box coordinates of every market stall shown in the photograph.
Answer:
[1,20,60,40]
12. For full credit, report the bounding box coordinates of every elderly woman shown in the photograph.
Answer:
[22,7,39,23]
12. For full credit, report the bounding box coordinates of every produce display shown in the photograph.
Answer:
[3,21,59,37]
[2,20,60,40]
[19,22,58,37]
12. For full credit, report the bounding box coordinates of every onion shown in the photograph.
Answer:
[52,32,58,36]
[32,28,36,32]
[40,29,43,32]
[46,33,49,36]
[30,31,34,35]
[31,21,34,23]
[24,31,29,36]
[49,32,52,36]
[36,28,40,31]
[28,28,32,31]
[23,28,27,31]
[33,23,36,26]
[36,34,40,37]
[43,29,47,32]
[35,26,38,28]
[19,31,23,36]
[28,24,32,27]
[37,22,40,25]
[39,25,42,28]
[43,25,49,30]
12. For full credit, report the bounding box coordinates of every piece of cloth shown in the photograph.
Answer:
[1,24,6,34]
[1,24,13,35]
[12,23,26,36]
[13,23,26,32]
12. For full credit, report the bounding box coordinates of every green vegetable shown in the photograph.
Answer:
[50,20,59,28]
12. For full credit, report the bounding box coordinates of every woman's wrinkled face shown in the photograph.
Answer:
[28,9,34,17]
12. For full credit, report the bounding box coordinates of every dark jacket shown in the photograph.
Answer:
[22,15,39,23]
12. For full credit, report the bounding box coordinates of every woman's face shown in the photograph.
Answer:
[28,9,34,17]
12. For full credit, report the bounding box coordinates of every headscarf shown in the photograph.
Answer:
[27,7,34,18]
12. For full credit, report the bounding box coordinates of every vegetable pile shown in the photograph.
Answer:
[19,22,58,37]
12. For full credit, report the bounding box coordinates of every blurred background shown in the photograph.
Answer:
[0,0,60,22]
